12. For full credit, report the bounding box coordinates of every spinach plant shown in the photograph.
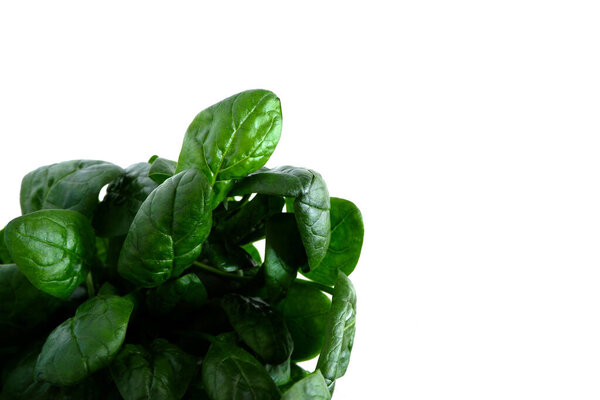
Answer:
[0,89,364,400]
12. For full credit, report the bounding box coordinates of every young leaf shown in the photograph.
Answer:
[201,334,280,400]
[4,209,96,299]
[301,197,364,285]
[176,89,283,207]
[316,271,357,390]
[145,272,208,315]
[20,160,123,218]
[118,169,212,288]
[221,294,293,364]
[34,294,134,386]
[110,339,197,400]
[148,157,177,184]
[93,162,159,237]
[281,371,331,400]
[275,282,331,362]
[231,166,331,270]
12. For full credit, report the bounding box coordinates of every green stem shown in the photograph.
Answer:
[294,279,334,295]
[86,272,95,298]
[193,261,251,281]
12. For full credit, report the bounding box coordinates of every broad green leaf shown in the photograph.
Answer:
[302,197,364,285]
[264,213,306,302]
[281,371,331,400]
[0,264,61,338]
[275,282,331,362]
[265,358,291,386]
[176,89,282,207]
[146,273,208,315]
[93,162,159,237]
[34,294,134,386]
[201,334,280,400]
[149,157,177,184]
[201,237,258,273]
[4,209,96,299]
[0,228,11,263]
[118,169,212,288]
[316,271,357,390]
[110,339,197,400]
[231,166,330,269]
[215,194,285,245]
[241,242,262,264]
[20,160,123,217]
[221,294,293,364]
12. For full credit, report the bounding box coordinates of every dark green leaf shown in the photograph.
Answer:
[231,166,330,269]
[149,157,177,184]
[281,371,331,400]
[265,357,291,386]
[275,282,331,362]
[0,228,11,264]
[316,271,357,390]
[301,197,364,285]
[110,339,197,400]
[4,209,96,299]
[241,242,262,264]
[118,169,212,288]
[20,160,123,218]
[146,272,208,315]
[176,89,282,207]
[93,162,159,237]
[34,294,134,386]
[201,237,258,273]
[264,213,306,302]
[201,334,280,400]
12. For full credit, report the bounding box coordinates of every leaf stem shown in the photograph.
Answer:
[193,261,251,281]
[86,272,95,298]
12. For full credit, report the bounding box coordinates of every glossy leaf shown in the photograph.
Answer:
[4,209,96,299]
[20,160,123,218]
[201,237,258,273]
[0,228,11,263]
[275,282,331,362]
[118,169,212,288]
[176,89,282,207]
[265,358,291,386]
[302,197,364,285]
[149,157,177,184]
[146,272,208,315]
[316,272,357,390]
[264,213,306,301]
[281,371,331,400]
[110,339,197,400]
[201,334,280,400]
[241,242,262,264]
[93,162,159,237]
[34,294,134,386]
[231,166,330,269]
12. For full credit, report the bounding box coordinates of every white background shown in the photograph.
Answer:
[1,1,600,399]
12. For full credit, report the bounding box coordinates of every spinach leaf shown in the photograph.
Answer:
[118,169,212,288]
[264,213,306,302]
[0,228,11,264]
[231,166,331,270]
[93,162,159,237]
[110,339,197,400]
[201,236,258,273]
[241,242,262,264]
[316,271,357,391]
[265,357,291,386]
[149,157,177,184]
[176,89,282,207]
[34,294,134,386]
[281,371,331,400]
[146,272,208,315]
[4,209,96,299]
[201,334,280,400]
[20,160,123,218]
[301,197,364,285]
[221,294,293,364]
[275,282,331,362]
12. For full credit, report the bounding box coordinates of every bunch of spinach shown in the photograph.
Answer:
[0,89,363,400]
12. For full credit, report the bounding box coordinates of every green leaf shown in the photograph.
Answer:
[265,357,291,386]
[93,162,159,237]
[0,264,61,337]
[231,166,330,269]
[221,294,294,364]
[4,209,96,299]
[118,169,212,288]
[0,228,11,264]
[201,237,258,273]
[149,157,177,184]
[176,89,282,207]
[20,160,123,218]
[316,271,357,390]
[110,339,197,400]
[264,213,306,302]
[34,294,134,386]
[301,197,364,285]
[201,334,280,400]
[241,242,262,264]
[281,371,331,400]
[145,272,208,315]
[275,282,331,362]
